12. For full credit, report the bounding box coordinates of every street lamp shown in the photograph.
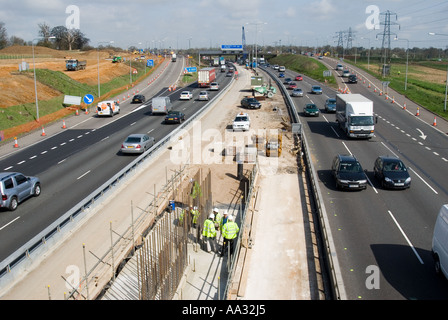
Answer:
[429,32,448,112]
[32,36,55,122]
[97,41,114,97]
[246,22,267,69]
[394,37,409,91]
[128,42,142,84]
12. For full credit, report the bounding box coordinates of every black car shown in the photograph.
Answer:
[164,110,185,124]
[373,156,411,189]
[348,74,357,83]
[241,97,261,109]
[132,94,146,103]
[332,154,367,190]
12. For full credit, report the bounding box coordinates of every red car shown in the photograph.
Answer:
[288,82,297,89]
[295,75,303,81]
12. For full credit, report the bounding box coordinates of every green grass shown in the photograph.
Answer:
[0,60,156,132]
[345,57,448,120]
[268,54,337,88]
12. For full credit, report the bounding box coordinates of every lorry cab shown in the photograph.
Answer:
[151,96,172,115]
[97,100,120,117]
[432,204,448,280]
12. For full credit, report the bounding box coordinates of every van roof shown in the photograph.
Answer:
[440,204,448,221]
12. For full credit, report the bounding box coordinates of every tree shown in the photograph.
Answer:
[9,35,25,46]
[38,22,52,47]
[50,25,89,50]
[0,22,8,49]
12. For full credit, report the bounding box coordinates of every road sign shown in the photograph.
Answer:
[221,45,243,51]
[64,95,81,105]
[83,94,94,105]
[146,59,154,67]
[184,67,197,73]
[323,70,332,77]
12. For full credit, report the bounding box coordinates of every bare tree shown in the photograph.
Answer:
[0,22,8,49]
[38,22,52,47]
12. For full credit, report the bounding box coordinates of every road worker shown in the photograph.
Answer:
[221,215,239,257]
[202,213,217,253]
[213,207,221,230]
[191,206,200,228]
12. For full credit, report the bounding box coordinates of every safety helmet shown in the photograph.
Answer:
[223,210,228,215]
[194,206,197,210]
[209,213,215,219]
[213,207,219,213]
[228,215,234,221]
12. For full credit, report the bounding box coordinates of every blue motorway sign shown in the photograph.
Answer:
[147,59,154,67]
[83,94,94,105]
[221,45,243,50]
[184,67,197,73]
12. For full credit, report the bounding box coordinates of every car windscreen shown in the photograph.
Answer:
[234,117,248,122]
[339,162,362,173]
[125,137,141,143]
[349,116,374,126]
[383,161,406,172]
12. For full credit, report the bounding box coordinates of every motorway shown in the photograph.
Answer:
[0,57,233,264]
[276,57,448,299]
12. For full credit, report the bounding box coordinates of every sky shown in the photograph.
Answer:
[0,0,448,50]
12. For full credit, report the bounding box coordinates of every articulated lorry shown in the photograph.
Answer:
[336,93,376,139]
[66,59,86,71]
[198,67,216,88]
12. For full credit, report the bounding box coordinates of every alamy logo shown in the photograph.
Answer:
[66,5,80,30]
[365,5,380,30]
[365,265,380,289]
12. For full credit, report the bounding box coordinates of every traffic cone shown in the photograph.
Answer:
[13,137,19,148]
[62,120,67,129]
[433,117,437,126]
[75,109,79,116]
[85,107,89,115]
[403,102,406,110]
[41,126,46,136]
[416,107,420,116]
[368,83,371,88]
[391,96,395,103]
[385,95,388,100]
[379,91,382,96]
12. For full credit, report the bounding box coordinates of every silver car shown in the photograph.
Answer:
[291,88,303,97]
[0,172,41,211]
[198,91,209,101]
[121,134,155,154]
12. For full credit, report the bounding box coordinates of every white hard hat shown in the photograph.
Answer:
[223,210,228,215]
[194,206,197,210]
[213,207,219,213]
[228,215,234,221]
[209,213,215,219]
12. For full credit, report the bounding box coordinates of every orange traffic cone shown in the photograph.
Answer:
[75,109,79,116]
[41,126,46,136]
[416,107,420,116]
[13,137,19,148]
[403,102,406,110]
[433,117,437,126]
[62,120,67,129]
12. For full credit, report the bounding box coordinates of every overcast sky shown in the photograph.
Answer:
[1,0,448,50]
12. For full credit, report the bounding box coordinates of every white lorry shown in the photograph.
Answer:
[335,94,376,139]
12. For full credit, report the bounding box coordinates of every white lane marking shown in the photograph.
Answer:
[130,122,137,126]
[4,166,13,170]
[0,216,21,231]
[408,167,438,194]
[147,129,154,134]
[58,159,66,164]
[29,155,37,160]
[101,136,110,142]
[387,210,424,264]
[342,142,352,155]
[17,160,25,165]
[77,170,91,180]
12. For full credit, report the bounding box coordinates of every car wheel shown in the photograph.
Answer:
[33,183,41,197]
[434,255,442,276]
[9,196,18,211]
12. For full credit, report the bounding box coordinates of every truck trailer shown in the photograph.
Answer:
[198,67,216,88]
[66,59,86,71]
[171,53,177,62]
[335,94,376,139]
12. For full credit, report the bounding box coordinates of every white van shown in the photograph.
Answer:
[152,96,172,115]
[432,204,448,279]
[97,100,120,117]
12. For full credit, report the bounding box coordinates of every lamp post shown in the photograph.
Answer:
[128,42,142,84]
[429,32,448,112]
[32,36,55,122]
[394,37,409,91]
[97,41,114,97]
[246,22,267,69]
[361,37,371,70]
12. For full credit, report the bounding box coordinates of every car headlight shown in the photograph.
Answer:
[359,180,367,184]
[405,177,411,183]
[385,177,393,182]
[339,179,350,184]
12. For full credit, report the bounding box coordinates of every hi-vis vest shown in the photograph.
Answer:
[202,219,216,238]
[191,209,200,223]
[222,222,239,240]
